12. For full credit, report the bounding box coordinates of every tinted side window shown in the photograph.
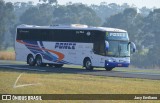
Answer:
[17,29,105,44]
[50,30,93,43]
[17,29,30,40]
[17,29,49,41]
[93,31,105,56]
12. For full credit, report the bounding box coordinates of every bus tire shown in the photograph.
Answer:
[48,64,54,67]
[84,58,93,70]
[54,64,63,68]
[35,55,44,67]
[27,54,35,66]
[105,67,113,71]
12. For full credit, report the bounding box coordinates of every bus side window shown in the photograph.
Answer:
[93,32,105,56]
[93,41,105,56]
[93,41,98,53]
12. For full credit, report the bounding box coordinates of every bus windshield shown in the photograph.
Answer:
[105,32,130,57]
[106,41,130,57]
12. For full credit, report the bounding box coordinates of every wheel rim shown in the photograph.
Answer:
[29,56,34,64]
[86,61,91,69]
[105,67,113,71]
[36,57,42,65]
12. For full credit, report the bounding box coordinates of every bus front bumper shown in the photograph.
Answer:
[105,61,129,68]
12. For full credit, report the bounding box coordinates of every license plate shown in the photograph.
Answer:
[118,64,122,66]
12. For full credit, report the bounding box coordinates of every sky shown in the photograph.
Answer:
[5,0,160,8]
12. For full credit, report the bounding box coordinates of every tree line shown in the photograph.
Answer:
[0,0,160,69]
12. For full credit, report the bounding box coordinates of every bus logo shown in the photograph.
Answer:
[55,43,76,49]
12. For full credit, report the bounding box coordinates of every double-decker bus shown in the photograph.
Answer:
[15,24,136,71]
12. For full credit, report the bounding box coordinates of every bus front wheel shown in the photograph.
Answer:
[105,67,113,71]
[84,59,93,70]
[27,55,35,66]
[54,64,63,68]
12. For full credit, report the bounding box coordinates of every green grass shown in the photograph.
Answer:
[0,60,25,64]
[0,70,160,103]
[0,47,14,52]
[6,47,14,52]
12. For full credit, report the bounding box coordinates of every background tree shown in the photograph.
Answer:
[90,2,132,24]
[20,3,53,26]
[143,9,160,68]
[53,3,101,26]
[140,7,151,17]
[0,0,14,50]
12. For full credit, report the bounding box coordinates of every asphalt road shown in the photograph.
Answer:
[0,61,160,80]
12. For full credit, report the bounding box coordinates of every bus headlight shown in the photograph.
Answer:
[106,59,112,62]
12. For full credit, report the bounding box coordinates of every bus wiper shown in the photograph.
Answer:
[112,51,118,57]
[113,54,119,57]
[120,55,130,57]
[119,45,122,57]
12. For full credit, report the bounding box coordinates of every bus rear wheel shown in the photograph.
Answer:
[84,59,93,70]
[54,64,63,68]
[27,55,35,66]
[105,67,113,71]
[48,64,54,67]
[35,55,46,67]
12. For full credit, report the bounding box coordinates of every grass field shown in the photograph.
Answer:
[0,69,160,103]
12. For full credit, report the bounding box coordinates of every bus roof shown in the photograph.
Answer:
[17,24,127,32]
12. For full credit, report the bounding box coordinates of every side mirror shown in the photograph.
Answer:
[128,42,136,53]
[105,41,109,51]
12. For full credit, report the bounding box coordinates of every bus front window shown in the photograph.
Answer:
[106,41,130,57]
[119,41,130,57]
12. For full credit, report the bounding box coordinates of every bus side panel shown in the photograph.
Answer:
[17,41,79,65]
[73,43,93,65]
[15,40,34,62]
[15,40,106,67]
[42,42,93,65]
